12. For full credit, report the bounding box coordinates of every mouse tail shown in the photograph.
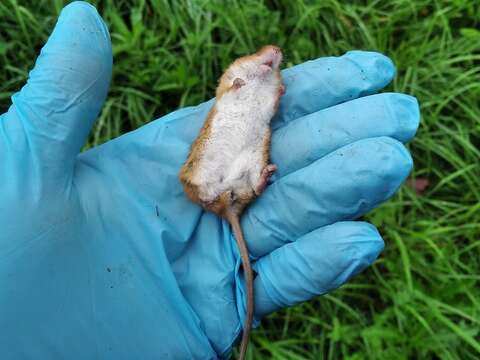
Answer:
[227,212,254,360]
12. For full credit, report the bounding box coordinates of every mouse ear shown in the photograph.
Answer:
[232,77,246,89]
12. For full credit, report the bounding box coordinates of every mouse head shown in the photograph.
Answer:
[216,45,283,98]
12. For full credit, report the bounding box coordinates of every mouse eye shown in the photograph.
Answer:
[263,60,273,68]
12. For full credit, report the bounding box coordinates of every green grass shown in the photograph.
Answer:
[1,0,479,359]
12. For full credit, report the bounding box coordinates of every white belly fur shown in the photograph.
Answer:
[193,89,276,202]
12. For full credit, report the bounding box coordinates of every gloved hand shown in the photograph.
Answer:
[0,2,419,359]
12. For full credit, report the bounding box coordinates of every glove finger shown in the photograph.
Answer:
[243,136,412,258]
[253,221,384,317]
[271,93,419,179]
[273,50,395,129]
[5,2,112,173]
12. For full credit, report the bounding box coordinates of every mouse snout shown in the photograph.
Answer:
[270,45,281,54]
[257,45,283,70]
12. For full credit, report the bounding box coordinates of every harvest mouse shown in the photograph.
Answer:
[179,45,284,359]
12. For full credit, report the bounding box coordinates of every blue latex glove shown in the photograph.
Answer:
[0,2,420,359]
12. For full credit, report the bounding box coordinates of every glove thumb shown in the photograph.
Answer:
[5,1,112,176]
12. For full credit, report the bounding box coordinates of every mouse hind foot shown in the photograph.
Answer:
[254,164,277,196]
